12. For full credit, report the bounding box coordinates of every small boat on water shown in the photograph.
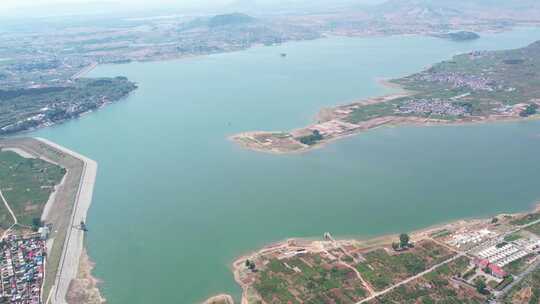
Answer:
[280,53,287,57]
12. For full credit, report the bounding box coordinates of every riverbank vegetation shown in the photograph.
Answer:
[0,77,137,135]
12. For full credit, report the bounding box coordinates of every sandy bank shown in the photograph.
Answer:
[35,138,98,304]
[203,294,235,304]
[66,249,106,304]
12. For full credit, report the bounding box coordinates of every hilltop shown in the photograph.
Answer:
[208,13,257,27]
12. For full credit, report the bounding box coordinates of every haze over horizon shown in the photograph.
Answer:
[0,0,385,18]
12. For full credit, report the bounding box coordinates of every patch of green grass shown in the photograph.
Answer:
[430,229,451,238]
[503,254,534,275]
[525,222,540,236]
[345,102,397,124]
[503,233,523,242]
[0,150,65,227]
[357,250,429,289]
[510,213,540,226]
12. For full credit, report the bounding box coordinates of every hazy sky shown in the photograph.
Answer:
[0,0,243,18]
[1,0,233,10]
[0,0,385,18]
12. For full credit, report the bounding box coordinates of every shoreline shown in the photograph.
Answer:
[66,249,106,304]
[35,138,99,304]
[227,202,540,303]
[230,78,540,155]
[229,80,417,155]
[0,137,102,304]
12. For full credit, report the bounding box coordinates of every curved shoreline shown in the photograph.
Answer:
[0,137,102,303]
[230,88,540,155]
[34,138,99,304]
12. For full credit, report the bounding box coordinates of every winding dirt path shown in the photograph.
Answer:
[0,188,18,239]
[338,261,375,296]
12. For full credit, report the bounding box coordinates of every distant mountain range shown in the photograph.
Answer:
[358,0,540,26]
[225,0,540,20]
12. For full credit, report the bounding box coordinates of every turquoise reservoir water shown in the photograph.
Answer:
[31,28,540,303]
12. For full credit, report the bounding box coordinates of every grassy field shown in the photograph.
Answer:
[504,254,535,276]
[525,222,540,236]
[355,240,455,291]
[503,233,523,242]
[510,212,540,226]
[0,150,65,227]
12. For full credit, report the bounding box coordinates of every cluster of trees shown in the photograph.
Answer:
[31,217,43,232]
[392,233,411,251]
[297,130,323,146]
[474,277,490,295]
[245,259,257,272]
[520,103,538,117]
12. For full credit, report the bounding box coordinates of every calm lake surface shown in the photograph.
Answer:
[31,28,540,303]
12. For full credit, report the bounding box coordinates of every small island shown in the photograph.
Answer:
[207,205,540,303]
[232,41,540,154]
[434,31,481,41]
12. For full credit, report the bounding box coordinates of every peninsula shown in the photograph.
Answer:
[0,77,137,135]
[207,205,540,303]
[232,41,540,154]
